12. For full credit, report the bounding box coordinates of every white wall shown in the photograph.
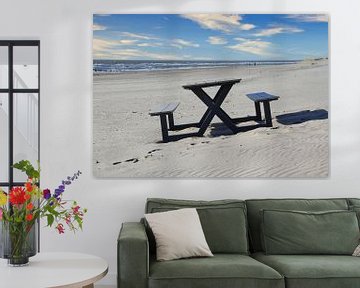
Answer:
[1,0,360,286]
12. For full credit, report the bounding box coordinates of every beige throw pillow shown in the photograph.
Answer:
[145,208,213,261]
[353,244,360,256]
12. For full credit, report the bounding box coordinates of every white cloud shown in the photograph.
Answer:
[287,14,328,23]
[241,23,256,30]
[254,26,303,37]
[93,24,107,31]
[93,38,181,60]
[137,43,162,47]
[181,14,255,32]
[93,39,115,59]
[120,32,156,40]
[93,38,115,53]
[207,36,227,45]
[172,39,200,48]
[108,49,181,60]
[93,38,137,49]
[171,44,183,49]
[118,39,138,45]
[93,38,139,58]
[228,38,272,56]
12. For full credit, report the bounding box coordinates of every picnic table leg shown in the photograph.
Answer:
[263,101,273,127]
[160,114,169,142]
[198,89,226,127]
[255,102,262,121]
[193,85,238,135]
[168,113,175,130]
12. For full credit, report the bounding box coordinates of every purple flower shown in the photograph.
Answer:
[54,170,82,199]
[43,189,51,200]
[54,189,63,198]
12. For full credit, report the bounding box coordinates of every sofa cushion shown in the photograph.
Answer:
[149,254,284,288]
[347,198,360,207]
[346,199,360,229]
[146,198,248,254]
[252,252,360,288]
[246,198,349,252]
[261,209,359,255]
[349,205,360,228]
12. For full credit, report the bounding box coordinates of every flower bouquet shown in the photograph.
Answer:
[0,160,87,266]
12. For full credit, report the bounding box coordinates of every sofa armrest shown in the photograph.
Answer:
[118,222,149,288]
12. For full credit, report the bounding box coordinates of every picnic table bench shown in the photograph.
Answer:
[246,92,279,127]
[149,102,180,142]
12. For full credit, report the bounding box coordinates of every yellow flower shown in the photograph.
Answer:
[0,190,7,206]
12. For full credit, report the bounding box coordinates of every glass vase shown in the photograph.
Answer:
[0,220,37,266]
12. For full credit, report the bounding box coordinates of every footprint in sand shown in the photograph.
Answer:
[148,149,161,154]
[113,157,140,165]
[145,149,162,159]
[125,158,139,163]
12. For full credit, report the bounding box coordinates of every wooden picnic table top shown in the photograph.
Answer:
[182,78,241,90]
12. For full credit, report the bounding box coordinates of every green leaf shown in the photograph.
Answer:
[47,214,54,227]
[75,216,83,230]
[12,160,40,180]
[48,206,60,217]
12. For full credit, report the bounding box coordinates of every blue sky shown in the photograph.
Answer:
[93,14,328,61]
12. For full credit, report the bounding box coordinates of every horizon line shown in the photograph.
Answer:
[93,57,328,62]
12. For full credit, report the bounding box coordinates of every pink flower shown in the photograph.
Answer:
[65,214,71,225]
[56,223,65,234]
[0,208,3,220]
[72,205,80,215]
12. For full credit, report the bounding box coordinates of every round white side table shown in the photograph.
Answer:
[0,252,108,288]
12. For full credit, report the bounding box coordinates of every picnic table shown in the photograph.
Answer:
[150,79,279,142]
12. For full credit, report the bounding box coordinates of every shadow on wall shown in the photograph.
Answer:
[276,109,328,125]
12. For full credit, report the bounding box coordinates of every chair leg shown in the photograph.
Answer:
[254,102,262,121]
[159,114,169,142]
[263,101,273,127]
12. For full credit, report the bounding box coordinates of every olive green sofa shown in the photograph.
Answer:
[118,198,360,288]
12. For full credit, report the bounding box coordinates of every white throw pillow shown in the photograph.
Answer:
[353,244,360,256]
[145,208,213,261]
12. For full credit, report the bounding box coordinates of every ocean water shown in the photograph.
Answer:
[93,60,300,74]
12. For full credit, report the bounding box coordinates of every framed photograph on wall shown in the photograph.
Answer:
[92,14,329,178]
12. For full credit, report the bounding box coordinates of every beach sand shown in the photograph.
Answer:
[93,60,329,178]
